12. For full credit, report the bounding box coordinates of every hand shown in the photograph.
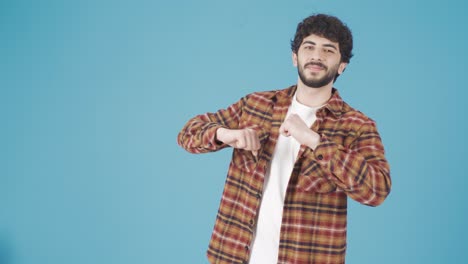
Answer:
[279,114,320,150]
[216,128,261,157]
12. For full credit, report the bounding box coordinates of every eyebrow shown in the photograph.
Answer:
[302,41,338,51]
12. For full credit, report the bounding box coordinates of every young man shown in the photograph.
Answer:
[177,14,391,264]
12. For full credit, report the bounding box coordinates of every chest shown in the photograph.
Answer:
[238,100,359,158]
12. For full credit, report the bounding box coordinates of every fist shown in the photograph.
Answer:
[216,127,260,157]
[279,114,320,149]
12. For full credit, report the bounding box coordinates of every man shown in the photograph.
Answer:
[177,14,391,264]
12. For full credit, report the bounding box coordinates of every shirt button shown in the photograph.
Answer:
[249,219,254,226]
[317,154,323,160]
[245,245,249,251]
[256,192,261,199]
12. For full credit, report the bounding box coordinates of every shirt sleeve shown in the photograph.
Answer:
[301,119,392,206]
[177,96,247,154]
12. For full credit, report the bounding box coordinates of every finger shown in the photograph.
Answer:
[248,129,261,150]
[246,129,260,150]
[244,130,253,150]
[251,131,260,150]
[235,135,246,149]
[252,136,260,151]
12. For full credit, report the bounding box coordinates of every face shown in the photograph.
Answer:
[293,34,347,88]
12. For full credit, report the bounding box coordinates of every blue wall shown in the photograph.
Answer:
[2,0,467,263]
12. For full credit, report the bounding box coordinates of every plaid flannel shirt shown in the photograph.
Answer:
[177,85,391,264]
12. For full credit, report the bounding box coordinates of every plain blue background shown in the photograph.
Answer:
[2,0,467,263]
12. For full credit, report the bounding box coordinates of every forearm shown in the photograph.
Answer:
[312,136,391,206]
[177,97,246,153]
[300,121,391,206]
[177,118,228,153]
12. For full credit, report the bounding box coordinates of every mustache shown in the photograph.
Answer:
[304,62,327,70]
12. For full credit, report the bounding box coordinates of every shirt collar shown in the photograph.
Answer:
[272,85,346,117]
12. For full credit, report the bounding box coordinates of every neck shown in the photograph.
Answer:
[295,79,333,108]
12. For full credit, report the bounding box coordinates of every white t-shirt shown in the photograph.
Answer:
[248,92,321,264]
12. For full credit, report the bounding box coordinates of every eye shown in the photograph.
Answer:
[324,48,334,53]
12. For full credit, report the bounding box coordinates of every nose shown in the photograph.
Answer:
[310,48,324,61]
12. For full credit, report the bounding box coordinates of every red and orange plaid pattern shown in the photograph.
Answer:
[178,85,391,264]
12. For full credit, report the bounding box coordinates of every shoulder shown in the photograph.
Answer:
[245,89,277,101]
[340,102,377,131]
[340,100,377,128]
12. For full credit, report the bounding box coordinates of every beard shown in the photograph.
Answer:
[297,61,340,88]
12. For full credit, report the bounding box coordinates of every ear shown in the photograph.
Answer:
[292,52,298,67]
[338,62,348,74]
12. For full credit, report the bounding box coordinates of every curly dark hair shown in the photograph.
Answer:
[291,14,353,63]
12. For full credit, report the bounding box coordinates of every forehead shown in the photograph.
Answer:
[301,34,339,47]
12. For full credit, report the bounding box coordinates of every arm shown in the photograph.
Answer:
[280,115,391,206]
[307,120,391,206]
[177,96,261,155]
